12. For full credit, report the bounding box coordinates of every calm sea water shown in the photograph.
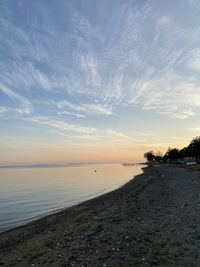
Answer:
[0,163,143,232]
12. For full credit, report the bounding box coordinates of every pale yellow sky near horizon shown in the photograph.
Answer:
[0,130,197,165]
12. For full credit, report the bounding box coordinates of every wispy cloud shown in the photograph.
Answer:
[135,72,200,119]
[56,100,112,116]
[105,129,132,140]
[0,83,32,114]
[57,111,86,118]
[28,116,133,143]
[29,116,97,134]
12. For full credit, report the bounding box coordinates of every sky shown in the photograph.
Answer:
[1,0,200,165]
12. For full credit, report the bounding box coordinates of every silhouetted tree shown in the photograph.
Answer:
[187,136,200,158]
[178,147,188,158]
[162,153,169,162]
[164,147,179,161]
[154,151,163,161]
[144,151,155,161]
[144,135,200,163]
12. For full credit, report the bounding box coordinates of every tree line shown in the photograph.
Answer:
[144,136,200,162]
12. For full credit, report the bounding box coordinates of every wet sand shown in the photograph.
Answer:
[1,165,200,266]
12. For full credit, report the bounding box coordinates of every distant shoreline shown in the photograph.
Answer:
[0,162,144,169]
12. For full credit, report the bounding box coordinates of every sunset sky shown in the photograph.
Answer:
[1,0,200,165]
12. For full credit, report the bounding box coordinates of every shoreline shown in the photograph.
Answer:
[1,165,200,266]
[0,163,143,235]
[0,167,146,247]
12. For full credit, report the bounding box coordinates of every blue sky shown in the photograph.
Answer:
[1,0,200,164]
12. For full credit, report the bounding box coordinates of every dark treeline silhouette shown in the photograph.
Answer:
[144,136,200,163]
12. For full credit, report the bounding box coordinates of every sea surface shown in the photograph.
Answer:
[0,163,143,232]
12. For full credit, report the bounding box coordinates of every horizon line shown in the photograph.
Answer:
[0,161,145,169]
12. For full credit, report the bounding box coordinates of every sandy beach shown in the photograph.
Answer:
[1,164,200,266]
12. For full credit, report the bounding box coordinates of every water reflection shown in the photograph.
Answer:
[0,163,143,231]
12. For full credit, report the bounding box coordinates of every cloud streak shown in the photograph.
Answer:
[28,116,133,143]
[0,83,32,114]
[29,116,97,135]
[56,100,112,116]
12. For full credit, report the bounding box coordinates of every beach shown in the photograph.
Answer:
[1,164,200,266]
